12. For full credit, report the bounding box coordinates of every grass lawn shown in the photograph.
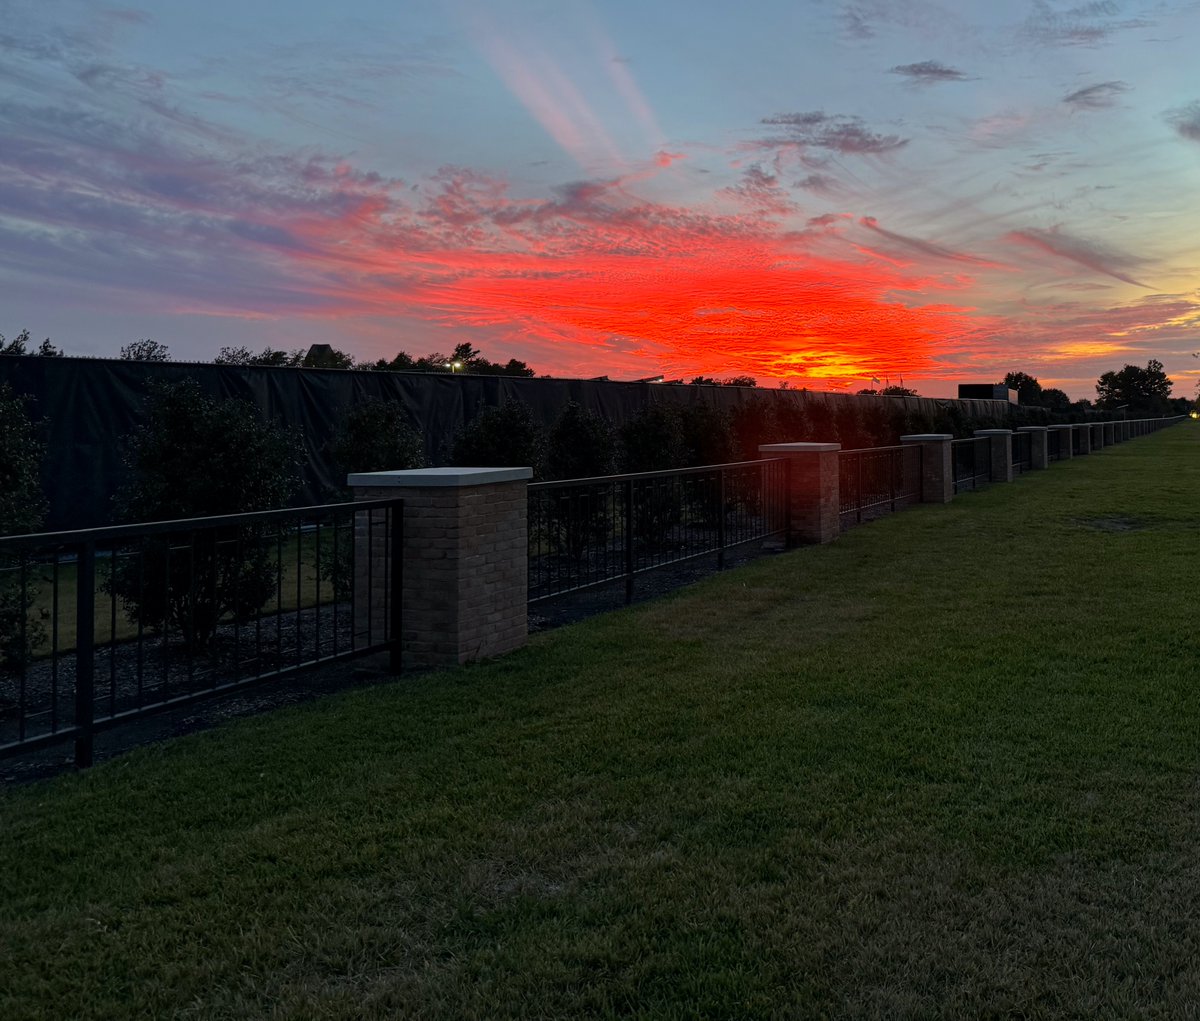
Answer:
[3,426,1200,1019]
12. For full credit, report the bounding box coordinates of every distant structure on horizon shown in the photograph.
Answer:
[958,384,1018,404]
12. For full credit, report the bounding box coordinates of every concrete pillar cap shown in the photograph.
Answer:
[1018,425,1049,431]
[348,466,533,488]
[759,442,840,453]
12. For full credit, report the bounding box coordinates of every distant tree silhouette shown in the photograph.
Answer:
[1095,360,1172,416]
[120,339,171,362]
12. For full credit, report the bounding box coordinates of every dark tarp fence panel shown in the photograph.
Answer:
[0,357,1041,530]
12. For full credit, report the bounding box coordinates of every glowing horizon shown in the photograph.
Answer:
[3,1,1200,399]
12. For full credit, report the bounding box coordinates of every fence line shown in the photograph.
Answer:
[0,498,402,767]
[528,459,788,605]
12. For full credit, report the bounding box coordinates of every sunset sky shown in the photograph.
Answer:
[3,1,1200,397]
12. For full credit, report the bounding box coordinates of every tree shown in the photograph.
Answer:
[1,329,61,356]
[690,376,719,386]
[109,379,301,649]
[1095,359,1172,416]
[120,338,171,362]
[1001,372,1042,405]
[1039,387,1071,412]
[301,344,354,369]
[723,376,758,387]
[880,385,917,397]
[0,383,47,669]
[215,345,305,367]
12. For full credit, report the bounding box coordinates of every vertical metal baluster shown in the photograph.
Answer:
[232,528,241,681]
[17,554,27,743]
[51,552,60,732]
[135,544,145,706]
[623,478,634,604]
[389,503,403,674]
[186,532,196,691]
[75,541,95,768]
[109,545,118,713]
[331,512,340,655]
[716,471,726,569]
[295,524,302,668]
[314,515,322,660]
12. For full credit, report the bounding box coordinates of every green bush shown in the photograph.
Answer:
[619,405,686,473]
[451,400,543,476]
[328,398,425,482]
[0,383,47,670]
[546,402,615,480]
[539,403,618,563]
[108,380,301,650]
[679,403,736,467]
[325,398,425,599]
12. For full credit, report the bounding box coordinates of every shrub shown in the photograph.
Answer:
[539,403,618,562]
[328,398,425,483]
[546,402,615,481]
[0,383,47,670]
[619,405,686,473]
[325,398,425,599]
[679,403,736,467]
[108,379,301,650]
[451,400,543,476]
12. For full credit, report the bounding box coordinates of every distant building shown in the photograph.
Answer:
[958,384,1018,404]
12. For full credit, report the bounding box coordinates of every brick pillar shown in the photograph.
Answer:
[758,442,841,544]
[1091,423,1104,450]
[1076,424,1092,455]
[1104,422,1115,446]
[349,467,532,670]
[1018,426,1049,469]
[900,434,954,503]
[974,429,1013,482]
[1049,425,1074,459]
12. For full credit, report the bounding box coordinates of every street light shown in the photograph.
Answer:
[444,360,463,373]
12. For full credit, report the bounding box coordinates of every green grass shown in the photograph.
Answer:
[4,427,1200,1018]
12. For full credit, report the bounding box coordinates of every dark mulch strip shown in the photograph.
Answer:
[2,541,791,785]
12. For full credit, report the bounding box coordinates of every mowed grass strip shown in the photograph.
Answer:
[3,427,1200,1019]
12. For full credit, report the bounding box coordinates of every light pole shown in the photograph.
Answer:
[444,360,463,373]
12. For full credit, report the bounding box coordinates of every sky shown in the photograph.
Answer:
[2,1,1200,398]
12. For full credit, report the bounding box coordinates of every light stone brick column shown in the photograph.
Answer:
[900,433,954,504]
[1091,423,1104,450]
[1018,426,1049,469]
[349,467,532,671]
[1076,424,1092,455]
[974,429,1013,482]
[759,442,841,544]
[1049,425,1074,459]
[1104,422,1116,446]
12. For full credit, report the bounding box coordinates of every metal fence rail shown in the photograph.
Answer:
[1012,431,1033,474]
[528,459,788,605]
[0,498,402,767]
[838,445,923,529]
[951,437,992,493]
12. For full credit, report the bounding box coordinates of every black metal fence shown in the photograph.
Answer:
[1012,431,1033,474]
[838,445,923,529]
[528,459,788,605]
[951,437,993,493]
[0,499,402,767]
